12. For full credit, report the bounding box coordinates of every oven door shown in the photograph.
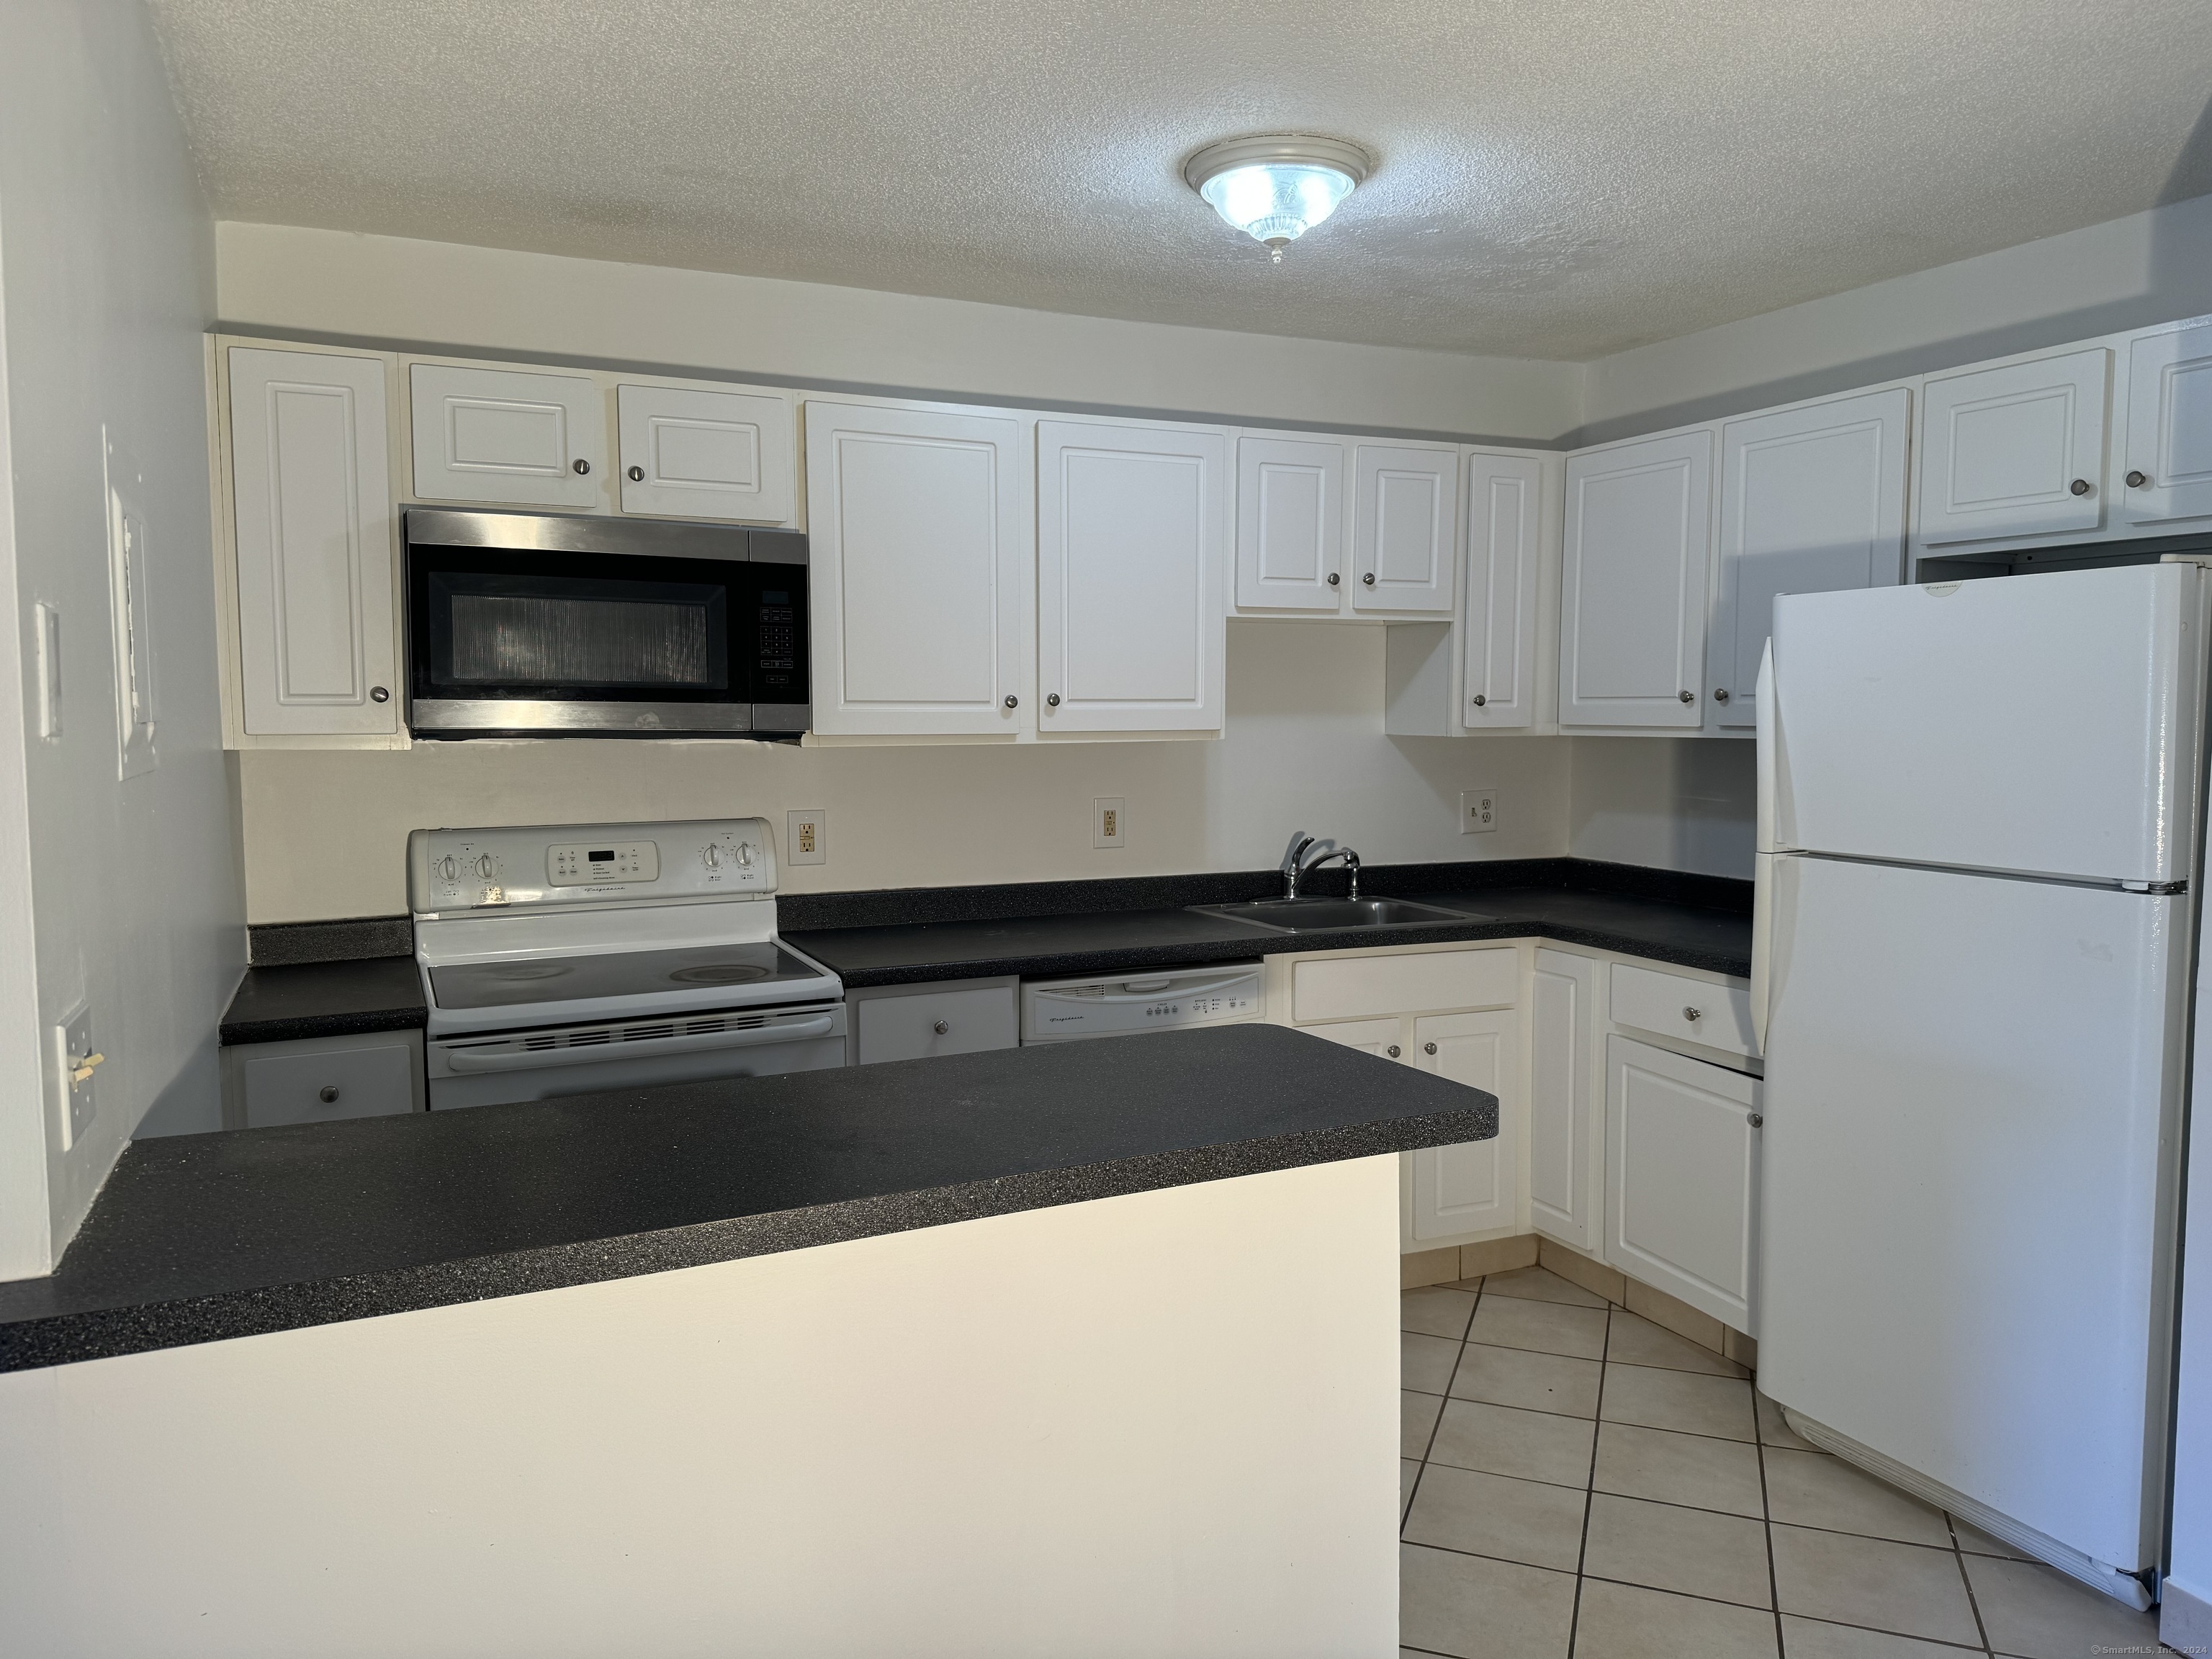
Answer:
[405,510,809,737]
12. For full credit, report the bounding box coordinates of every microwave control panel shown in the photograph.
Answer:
[408,818,775,913]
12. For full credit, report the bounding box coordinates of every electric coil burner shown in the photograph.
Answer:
[408,817,845,1110]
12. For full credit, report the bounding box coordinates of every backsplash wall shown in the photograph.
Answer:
[238,623,1572,922]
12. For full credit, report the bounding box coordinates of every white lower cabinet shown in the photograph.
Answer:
[1604,1033,1761,1334]
[1528,948,1602,1252]
[1408,1010,1519,1241]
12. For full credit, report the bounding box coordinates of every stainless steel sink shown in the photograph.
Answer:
[1192,897,1489,932]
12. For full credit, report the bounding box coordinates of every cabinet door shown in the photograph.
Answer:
[1711,389,1909,729]
[1917,349,2109,546]
[616,384,795,523]
[234,1033,423,1127]
[1037,420,1226,732]
[1529,949,1600,1252]
[228,346,398,736]
[854,984,1018,1065]
[804,401,1025,735]
[1233,434,1344,611]
[1408,1009,1519,1241]
[1604,1034,1760,1333]
[2123,321,2212,527]
[1303,1016,1406,1059]
[1560,430,1712,727]
[410,364,605,509]
[1461,451,1542,728]
[1350,444,1456,613]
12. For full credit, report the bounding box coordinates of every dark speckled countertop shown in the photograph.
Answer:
[0,1025,1491,1372]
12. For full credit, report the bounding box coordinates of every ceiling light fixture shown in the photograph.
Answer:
[1184,135,1372,263]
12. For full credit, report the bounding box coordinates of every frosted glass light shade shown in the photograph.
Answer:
[1184,135,1372,258]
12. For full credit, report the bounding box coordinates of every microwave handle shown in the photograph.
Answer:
[445,1015,837,1071]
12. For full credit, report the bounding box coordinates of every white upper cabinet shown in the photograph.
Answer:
[228,347,398,737]
[1233,433,1344,611]
[1351,444,1457,612]
[1037,419,1227,733]
[409,364,605,510]
[1916,348,2110,547]
[804,401,1025,736]
[2123,320,2212,528]
[1709,388,1910,731]
[1461,451,1543,728]
[1559,429,1713,728]
[616,384,795,523]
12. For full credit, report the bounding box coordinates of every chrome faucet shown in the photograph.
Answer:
[1280,832,1362,899]
[1303,846,1362,899]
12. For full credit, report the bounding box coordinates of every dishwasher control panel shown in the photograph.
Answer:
[1020,965,1264,1043]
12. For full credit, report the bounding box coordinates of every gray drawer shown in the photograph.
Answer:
[225,1030,426,1128]
[851,979,1019,1066]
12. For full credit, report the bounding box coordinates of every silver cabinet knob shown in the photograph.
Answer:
[626,464,645,482]
[1748,1112,1764,1128]
[1712,688,1730,703]
[1678,690,1695,703]
[1004,694,1018,709]
[1362,572,1377,586]
[572,458,591,475]
[318,1086,340,1103]
[1326,572,1341,586]
[1471,694,1487,708]
[369,686,390,703]
[932,1020,950,1035]
[1424,1041,1438,1056]
[1386,1043,1401,1058]
[2069,477,2092,496]
[1046,693,1061,707]
[2128,470,2151,488]
[1683,1005,1702,1021]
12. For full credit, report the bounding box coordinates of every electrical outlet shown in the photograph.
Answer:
[1459,789,1498,835]
[787,809,827,866]
[53,1004,96,1151]
[1093,796,1126,850]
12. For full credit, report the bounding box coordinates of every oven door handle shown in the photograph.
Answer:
[444,1014,839,1071]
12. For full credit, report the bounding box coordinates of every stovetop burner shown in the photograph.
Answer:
[667,963,773,986]
[430,941,827,1012]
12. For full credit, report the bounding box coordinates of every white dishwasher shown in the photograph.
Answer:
[1020,963,1264,1043]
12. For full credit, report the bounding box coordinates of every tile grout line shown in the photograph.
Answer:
[1404,1277,1483,1528]
[1564,1299,1612,1659]
[1753,1370,1786,1657]
[1942,1510,1997,1657]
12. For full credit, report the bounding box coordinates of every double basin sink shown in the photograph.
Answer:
[1189,896,1493,933]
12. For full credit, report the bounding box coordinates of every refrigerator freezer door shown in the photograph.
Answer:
[1771,563,2203,884]
[1758,853,2183,1573]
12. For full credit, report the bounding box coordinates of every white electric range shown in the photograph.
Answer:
[408,818,846,1110]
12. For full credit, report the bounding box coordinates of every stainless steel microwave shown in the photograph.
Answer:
[403,508,809,739]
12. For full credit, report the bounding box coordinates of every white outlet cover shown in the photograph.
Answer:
[1460,789,1498,835]
[787,809,827,866]
[1093,796,1126,850]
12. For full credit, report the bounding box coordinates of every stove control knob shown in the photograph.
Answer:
[439,855,457,882]
[736,842,754,868]
[702,845,721,869]
[476,855,495,879]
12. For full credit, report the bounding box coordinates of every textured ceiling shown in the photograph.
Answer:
[148,0,2212,360]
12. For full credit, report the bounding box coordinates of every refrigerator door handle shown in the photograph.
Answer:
[1755,641,1777,857]
[1753,642,1776,1052]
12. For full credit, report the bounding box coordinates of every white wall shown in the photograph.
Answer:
[240,621,1570,922]
[1568,739,1756,881]
[215,221,1584,443]
[0,1,244,1276]
[1578,193,2212,444]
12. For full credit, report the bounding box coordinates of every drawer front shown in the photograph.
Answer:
[856,985,1018,1065]
[1292,947,1516,1024]
[1609,962,1757,1058]
[242,1038,421,1128]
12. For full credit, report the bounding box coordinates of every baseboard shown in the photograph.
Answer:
[1399,1235,1540,1289]
[2162,1578,2212,1650]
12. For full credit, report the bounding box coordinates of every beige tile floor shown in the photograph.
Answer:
[1400,1266,2177,1659]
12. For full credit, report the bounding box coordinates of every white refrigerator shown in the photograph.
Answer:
[1755,561,2206,1611]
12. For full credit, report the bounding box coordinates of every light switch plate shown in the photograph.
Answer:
[1093,796,1126,850]
[54,1004,94,1151]
[787,809,827,866]
[1460,789,1498,835]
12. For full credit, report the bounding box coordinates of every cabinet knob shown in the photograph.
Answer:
[1327,572,1341,586]
[1471,693,1487,708]
[933,1020,950,1035]
[318,1086,340,1104]
[1678,690,1695,703]
[2069,477,2091,496]
[1387,1043,1401,1058]
[572,458,591,475]
[1748,1112,1764,1128]
[1362,572,1377,586]
[1424,1041,1438,1056]
[1046,693,1061,707]
[1712,688,1730,703]
[2128,470,2151,489]
[1004,694,1018,709]
[626,464,645,482]
[369,686,390,703]
[1683,1005,1702,1022]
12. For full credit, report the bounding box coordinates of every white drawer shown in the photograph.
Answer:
[855,984,1019,1065]
[1292,947,1516,1023]
[236,1033,423,1128]
[1609,962,1758,1059]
